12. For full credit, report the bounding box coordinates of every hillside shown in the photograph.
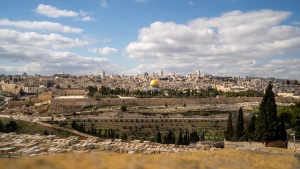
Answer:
[0,117,78,138]
[1,148,299,169]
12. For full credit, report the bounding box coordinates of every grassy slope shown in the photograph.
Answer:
[1,149,299,169]
[0,117,76,137]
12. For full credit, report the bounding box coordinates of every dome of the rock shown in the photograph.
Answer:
[150,79,159,87]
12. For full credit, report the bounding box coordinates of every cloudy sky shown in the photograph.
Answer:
[0,0,299,79]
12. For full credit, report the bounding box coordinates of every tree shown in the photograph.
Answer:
[190,131,199,143]
[183,130,190,145]
[177,131,183,145]
[225,112,234,141]
[186,88,190,97]
[121,105,127,112]
[201,131,205,141]
[71,120,77,130]
[121,133,128,141]
[43,130,49,135]
[6,121,18,132]
[156,132,162,143]
[233,107,244,141]
[244,115,256,141]
[0,119,4,132]
[255,82,280,143]
[279,115,287,141]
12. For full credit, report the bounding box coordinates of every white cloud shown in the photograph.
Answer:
[0,29,90,49]
[35,4,78,18]
[100,0,109,8]
[88,47,118,55]
[35,4,95,21]
[125,10,300,79]
[81,16,95,22]
[0,45,117,75]
[0,18,83,33]
[78,10,96,21]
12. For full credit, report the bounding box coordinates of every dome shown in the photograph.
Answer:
[150,79,159,87]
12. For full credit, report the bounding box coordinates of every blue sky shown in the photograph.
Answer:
[0,0,300,79]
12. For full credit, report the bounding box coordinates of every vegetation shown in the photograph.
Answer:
[224,90,263,97]
[225,112,234,141]
[2,148,298,169]
[0,117,75,137]
[71,120,121,139]
[0,119,18,133]
[156,132,162,143]
[278,101,300,139]
[121,105,127,112]
[255,82,282,143]
[244,115,256,141]
[86,85,263,98]
[233,107,244,141]
[224,83,289,142]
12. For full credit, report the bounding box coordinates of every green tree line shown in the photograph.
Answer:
[225,82,288,143]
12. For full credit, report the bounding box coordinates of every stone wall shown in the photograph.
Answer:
[8,100,30,108]
[224,140,265,149]
[287,142,300,152]
[48,97,297,113]
[8,96,298,113]
[52,89,88,96]
[37,92,52,102]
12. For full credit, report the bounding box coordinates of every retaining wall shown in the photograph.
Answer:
[224,140,265,149]
[287,142,300,152]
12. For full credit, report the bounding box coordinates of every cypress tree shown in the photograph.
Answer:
[121,133,127,141]
[201,132,205,141]
[163,134,168,144]
[225,112,234,141]
[177,131,183,145]
[156,132,162,143]
[183,131,189,145]
[255,82,280,143]
[244,115,256,141]
[171,135,176,144]
[167,130,173,143]
[0,120,4,132]
[233,107,244,141]
[98,129,102,137]
[279,115,287,141]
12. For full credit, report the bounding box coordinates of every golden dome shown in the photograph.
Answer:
[150,79,159,87]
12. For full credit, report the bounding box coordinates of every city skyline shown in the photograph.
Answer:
[0,0,300,79]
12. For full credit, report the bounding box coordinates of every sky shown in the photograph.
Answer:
[0,0,300,79]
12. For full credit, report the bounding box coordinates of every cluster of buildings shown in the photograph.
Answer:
[0,70,299,103]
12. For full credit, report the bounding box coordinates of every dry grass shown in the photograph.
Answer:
[1,149,299,169]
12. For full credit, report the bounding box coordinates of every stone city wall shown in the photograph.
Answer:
[52,89,88,96]
[48,97,297,113]
[8,93,52,108]
[8,96,297,112]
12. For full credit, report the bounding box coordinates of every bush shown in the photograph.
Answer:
[121,105,127,112]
